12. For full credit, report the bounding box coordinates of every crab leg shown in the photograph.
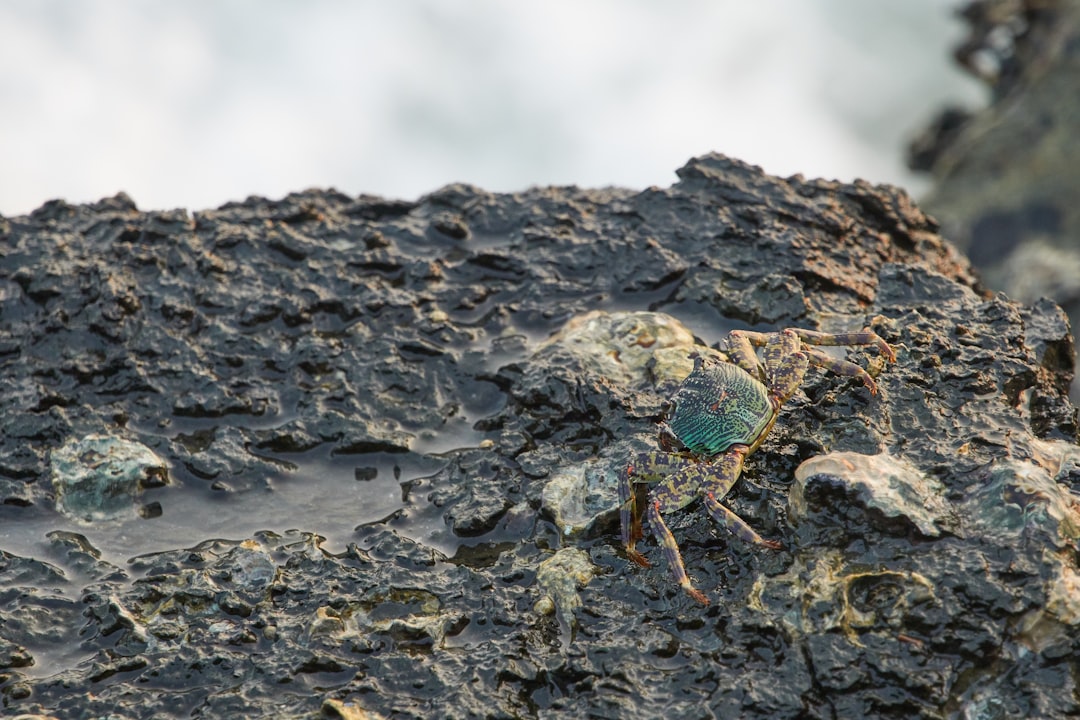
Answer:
[621,452,714,603]
[802,347,882,394]
[699,445,780,549]
[622,446,780,605]
[619,451,696,567]
[726,327,893,397]
[719,331,766,381]
[789,328,896,362]
[645,497,710,605]
[642,458,715,604]
[723,327,894,363]
[763,329,810,405]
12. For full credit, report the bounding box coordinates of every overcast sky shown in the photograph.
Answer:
[0,1,983,217]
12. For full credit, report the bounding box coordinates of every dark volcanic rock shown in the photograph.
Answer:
[0,155,1077,719]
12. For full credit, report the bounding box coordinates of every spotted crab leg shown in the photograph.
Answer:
[723,327,895,364]
[719,331,766,382]
[790,328,896,363]
[802,347,882,394]
[622,447,781,605]
[763,329,810,405]
[727,327,893,397]
[643,464,712,605]
[619,451,696,568]
[699,445,781,550]
[620,451,714,603]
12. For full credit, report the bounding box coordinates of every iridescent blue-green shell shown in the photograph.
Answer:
[667,361,775,456]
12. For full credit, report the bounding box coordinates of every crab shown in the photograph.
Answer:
[619,327,896,604]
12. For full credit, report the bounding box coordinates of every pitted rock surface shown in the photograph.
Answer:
[1,154,1076,719]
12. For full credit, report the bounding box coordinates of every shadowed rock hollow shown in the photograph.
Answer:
[1,154,1077,719]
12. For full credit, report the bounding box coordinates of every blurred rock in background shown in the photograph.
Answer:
[910,0,1080,399]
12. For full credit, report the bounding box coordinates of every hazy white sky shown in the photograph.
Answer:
[0,0,983,216]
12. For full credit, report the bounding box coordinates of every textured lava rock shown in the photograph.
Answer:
[0,154,1076,719]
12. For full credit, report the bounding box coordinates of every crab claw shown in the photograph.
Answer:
[865,328,897,363]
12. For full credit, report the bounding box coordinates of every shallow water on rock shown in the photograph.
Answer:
[2,449,446,565]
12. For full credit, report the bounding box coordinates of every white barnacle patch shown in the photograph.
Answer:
[790,451,949,537]
[541,461,601,537]
[536,309,719,389]
[534,547,598,645]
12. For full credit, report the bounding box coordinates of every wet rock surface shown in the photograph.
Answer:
[1,154,1077,718]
